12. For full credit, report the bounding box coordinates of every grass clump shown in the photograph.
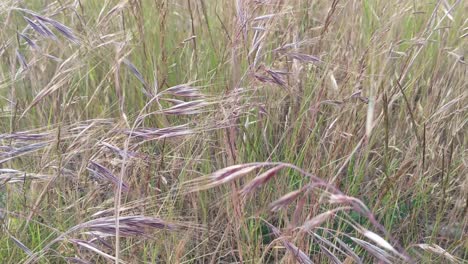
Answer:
[0,0,466,263]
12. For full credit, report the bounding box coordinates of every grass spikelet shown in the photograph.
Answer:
[122,58,150,93]
[88,161,130,192]
[24,17,48,37]
[299,207,350,232]
[82,215,178,237]
[40,16,80,44]
[161,100,209,115]
[15,49,28,70]
[124,124,194,142]
[185,164,260,192]
[239,165,285,198]
[211,164,258,183]
[264,221,313,264]
[163,83,203,98]
[34,18,57,40]
[269,188,305,212]
[18,33,38,50]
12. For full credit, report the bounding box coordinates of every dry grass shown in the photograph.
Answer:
[0,0,466,263]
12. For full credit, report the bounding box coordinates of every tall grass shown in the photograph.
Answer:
[0,0,466,263]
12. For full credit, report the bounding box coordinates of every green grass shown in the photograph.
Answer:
[0,0,467,263]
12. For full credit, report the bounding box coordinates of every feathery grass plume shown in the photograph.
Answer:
[82,215,178,237]
[18,7,79,43]
[161,100,209,115]
[263,221,313,264]
[269,187,307,212]
[15,49,28,69]
[239,165,285,198]
[185,164,261,192]
[2,0,466,262]
[163,83,203,98]
[123,124,194,141]
[211,164,259,182]
[37,15,80,44]
[24,17,48,37]
[17,214,184,262]
[299,207,350,232]
[88,161,129,192]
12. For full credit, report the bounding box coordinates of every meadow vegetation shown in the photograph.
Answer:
[0,0,466,263]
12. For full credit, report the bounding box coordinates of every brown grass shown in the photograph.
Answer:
[0,0,466,263]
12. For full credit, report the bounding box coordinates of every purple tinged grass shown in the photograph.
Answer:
[161,100,209,115]
[122,58,150,94]
[18,33,39,50]
[24,17,48,37]
[15,49,28,69]
[34,19,57,39]
[82,215,178,237]
[88,161,130,192]
[39,16,80,44]
[164,83,203,98]
[3,1,465,263]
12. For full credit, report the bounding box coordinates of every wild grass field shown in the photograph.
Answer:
[0,0,466,263]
